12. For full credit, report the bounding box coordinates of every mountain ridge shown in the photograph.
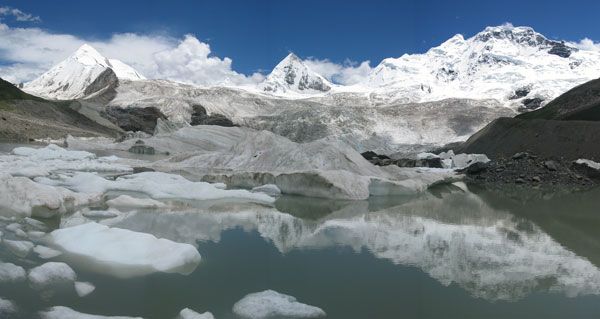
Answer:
[23,44,144,100]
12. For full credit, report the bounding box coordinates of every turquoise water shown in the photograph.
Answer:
[2,184,600,318]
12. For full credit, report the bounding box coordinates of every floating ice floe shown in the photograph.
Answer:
[106,195,166,209]
[1,144,132,179]
[0,297,17,315]
[38,171,274,205]
[12,144,94,161]
[251,184,282,196]
[46,222,201,278]
[0,173,101,218]
[0,262,26,283]
[28,262,77,291]
[81,209,121,219]
[436,150,490,169]
[3,239,34,258]
[6,223,27,237]
[33,245,63,259]
[232,290,326,319]
[75,281,96,297]
[178,308,214,319]
[40,306,143,319]
[25,217,48,231]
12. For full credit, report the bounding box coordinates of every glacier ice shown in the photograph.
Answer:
[3,239,34,258]
[74,281,96,297]
[33,245,63,259]
[46,222,201,278]
[0,173,101,218]
[0,262,26,283]
[40,306,143,319]
[38,171,275,205]
[232,290,326,319]
[28,262,77,291]
[178,308,215,319]
[106,195,166,209]
[251,184,282,196]
[67,126,458,200]
[0,297,16,315]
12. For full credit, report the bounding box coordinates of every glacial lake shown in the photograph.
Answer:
[2,183,600,318]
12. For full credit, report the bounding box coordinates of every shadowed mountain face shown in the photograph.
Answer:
[0,77,122,141]
[518,77,600,121]
[458,77,600,160]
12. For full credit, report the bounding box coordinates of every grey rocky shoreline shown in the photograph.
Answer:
[361,149,600,192]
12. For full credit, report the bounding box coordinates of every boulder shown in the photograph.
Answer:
[190,104,234,127]
[128,140,155,155]
[102,106,166,135]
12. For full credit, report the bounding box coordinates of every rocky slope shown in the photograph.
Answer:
[457,76,600,161]
[0,78,122,141]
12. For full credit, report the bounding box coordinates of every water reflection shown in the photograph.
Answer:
[98,185,600,302]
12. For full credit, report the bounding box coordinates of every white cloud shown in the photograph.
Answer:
[0,23,263,85]
[571,38,600,52]
[0,6,40,22]
[150,35,263,86]
[304,58,372,85]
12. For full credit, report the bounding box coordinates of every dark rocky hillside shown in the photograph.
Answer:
[0,77,122,141]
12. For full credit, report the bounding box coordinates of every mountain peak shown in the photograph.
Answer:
[261,53,332,94]
[23,44,144,100]
[473,24,549,47]
[70,44,109,67]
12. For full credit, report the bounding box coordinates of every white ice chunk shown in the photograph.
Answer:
[28,231,48,239]
[25,217,48,231]
[451,153,490,169]
[82,209,121,219]
[75,281,96,297]
[211,182,227,190]
[0,262,26,283]
[233,290,326,319]
[0,297,16,315]
[178,308,214,319]
[3,239,34,257]
[40,306,143,319]
[12,144,95,161]
[46,172,274,205]
[47,222,201,278]
[575,159,600,170]
[416,152,439,160]
[106,195,166,209]
[34,245,63,259]
[0,173,101,218]
[251,184,282,196]
[28,262,76,290]
[6,223,27,237]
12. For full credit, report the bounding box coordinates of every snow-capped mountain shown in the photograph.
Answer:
[24,44,145,100]
[362,24,600,108]
[260,53,333,95]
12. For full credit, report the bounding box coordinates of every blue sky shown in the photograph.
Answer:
[1,0,600,84]
[3,0,600,74]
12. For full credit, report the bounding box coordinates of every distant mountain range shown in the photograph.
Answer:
[21,24,600,111]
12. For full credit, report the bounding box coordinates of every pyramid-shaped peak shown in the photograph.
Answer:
[71,44,109,66]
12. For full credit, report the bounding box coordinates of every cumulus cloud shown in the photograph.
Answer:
[0,22,263,85]
[303,58,372,85]
[570,38,600,52]
[0,6,40,22]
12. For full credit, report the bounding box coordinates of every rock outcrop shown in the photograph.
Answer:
[101,106,166,135]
